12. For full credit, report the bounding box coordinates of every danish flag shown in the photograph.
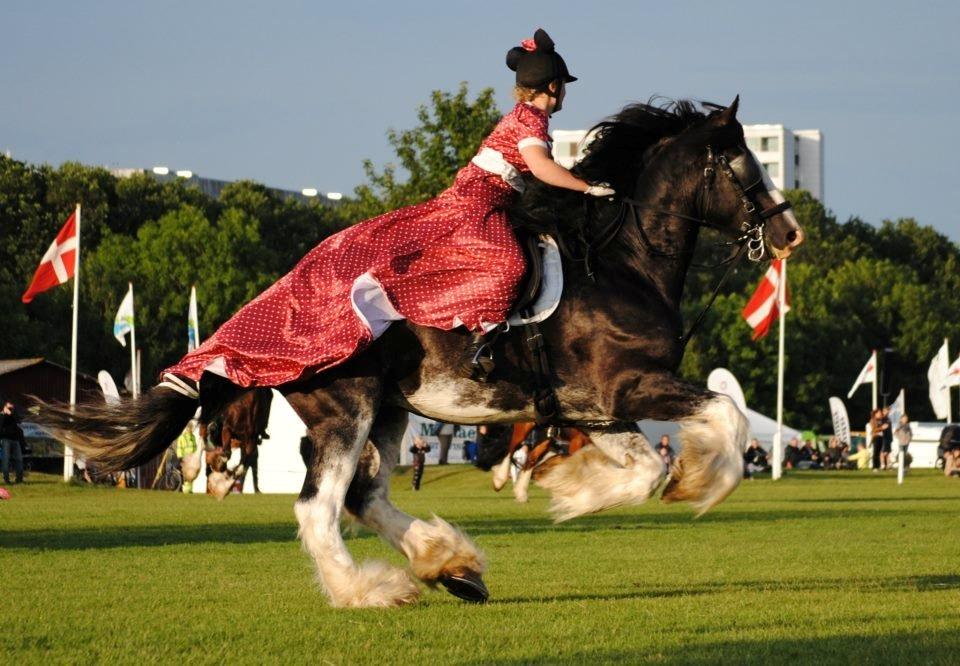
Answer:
[741,258,790,340]
[22,211,78,303]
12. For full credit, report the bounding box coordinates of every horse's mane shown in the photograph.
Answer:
[512,98,718,278]
[574,98,712,190]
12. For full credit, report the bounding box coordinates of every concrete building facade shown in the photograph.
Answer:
[551,124,824,201]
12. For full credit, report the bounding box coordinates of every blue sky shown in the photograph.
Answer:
[2,1,957,240]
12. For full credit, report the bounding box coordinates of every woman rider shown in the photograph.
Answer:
[163,29,614,392]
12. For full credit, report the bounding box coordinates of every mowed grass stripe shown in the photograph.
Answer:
[1,468,958,664]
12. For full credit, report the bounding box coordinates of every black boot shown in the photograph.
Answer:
[459,331,497,382]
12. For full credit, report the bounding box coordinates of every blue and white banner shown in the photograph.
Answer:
[113,283,134,346]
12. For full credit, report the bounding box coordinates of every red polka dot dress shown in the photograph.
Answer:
[165,103,551,387]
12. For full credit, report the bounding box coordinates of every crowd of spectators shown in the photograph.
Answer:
[743,410,924,476]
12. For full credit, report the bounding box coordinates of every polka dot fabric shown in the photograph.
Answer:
[165,103,550,388]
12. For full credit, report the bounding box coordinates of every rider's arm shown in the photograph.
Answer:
[519,145,590,192]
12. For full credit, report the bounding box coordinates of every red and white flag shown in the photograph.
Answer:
[945,354,960,389]
[22,211,78,303]
[742,258,790,340]
[847,350,878,400]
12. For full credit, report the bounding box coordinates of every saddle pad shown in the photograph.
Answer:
[508,235,563,327]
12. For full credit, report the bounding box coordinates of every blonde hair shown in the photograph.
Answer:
[513,85,541,103]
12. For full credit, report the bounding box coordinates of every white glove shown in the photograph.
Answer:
[584,183,616,198]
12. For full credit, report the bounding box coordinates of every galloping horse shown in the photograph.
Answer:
[39,98,803,608]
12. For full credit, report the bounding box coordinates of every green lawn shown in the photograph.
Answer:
[1,466,959,664]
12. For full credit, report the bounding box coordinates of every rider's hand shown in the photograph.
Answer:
[584,183,616,198]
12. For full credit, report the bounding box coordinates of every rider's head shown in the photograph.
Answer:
[507,28,576,115]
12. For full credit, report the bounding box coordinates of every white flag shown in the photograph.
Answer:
[847,350,877,399]
[888,389,905,429]
[188,285,200,352]
[828,397,851,446]
[928,341,950,419]
[113,283,134,347]
[945,355,960,388]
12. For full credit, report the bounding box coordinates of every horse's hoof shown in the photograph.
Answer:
[439,571,489,603]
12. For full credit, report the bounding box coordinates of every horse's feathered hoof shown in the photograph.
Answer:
[439,572,489,603]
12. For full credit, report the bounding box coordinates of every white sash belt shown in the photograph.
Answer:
[471,147,525,192]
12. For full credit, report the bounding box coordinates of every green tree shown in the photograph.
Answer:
[342,83,501,221]
[85,205,273,382]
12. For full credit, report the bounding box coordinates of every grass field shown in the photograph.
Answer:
[1,466,959,664]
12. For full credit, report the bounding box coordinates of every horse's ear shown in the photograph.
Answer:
[722,95,740,121]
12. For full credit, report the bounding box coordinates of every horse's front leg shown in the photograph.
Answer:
[348,406,488,602]
[606,372,748,515]
[534,423,666,521]
[284,376,420,608]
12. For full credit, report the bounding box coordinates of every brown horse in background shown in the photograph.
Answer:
[203,388,273,496]
[491,423,592,502]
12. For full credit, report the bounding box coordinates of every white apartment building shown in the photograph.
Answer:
[551,124,824,201]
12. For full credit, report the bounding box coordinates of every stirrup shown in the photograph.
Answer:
[459,330,500,382]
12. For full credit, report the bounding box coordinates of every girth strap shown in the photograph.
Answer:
[522,308,560,426]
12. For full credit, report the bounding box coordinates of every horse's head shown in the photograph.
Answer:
[641,97,805,260]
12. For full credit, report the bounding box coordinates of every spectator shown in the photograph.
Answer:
[880,406,894,470]
[894,414,912,472]
[743,438,769,478]
[784,437,802,469]
[847,442,873,470]
[435,422,455,465]
[795,439,821,470]
[823,436,845,470]
[410,436,431,490]
[0,400,26,484]
[869,408,888,472]
[656,434,675,469]
[945,446,960,478]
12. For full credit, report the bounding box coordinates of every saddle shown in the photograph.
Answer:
[512,231,546,315]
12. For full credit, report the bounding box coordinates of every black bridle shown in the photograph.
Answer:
[575,144,793,350]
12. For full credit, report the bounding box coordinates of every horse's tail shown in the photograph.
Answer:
[33,385,204,473]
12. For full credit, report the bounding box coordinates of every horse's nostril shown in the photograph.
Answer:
[786,230,797,243]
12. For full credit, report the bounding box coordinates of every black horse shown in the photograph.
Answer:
[39,98,803,608]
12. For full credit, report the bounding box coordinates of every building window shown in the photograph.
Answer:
[794,179,800,189]
[763,162,780,178]
[795,154,799,166]
[761,136,780,152]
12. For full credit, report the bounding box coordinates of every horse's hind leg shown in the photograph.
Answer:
[283,374,419,608]
[347,406,488,602]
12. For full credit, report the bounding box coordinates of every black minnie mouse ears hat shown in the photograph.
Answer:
[506,28,577,89]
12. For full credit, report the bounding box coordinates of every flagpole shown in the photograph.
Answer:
[946,338,953,424]
[772,259,787,481]
[65,203,81,481]
[897,388,906,486]
[129,282,138,399]
[871,349,878,412]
